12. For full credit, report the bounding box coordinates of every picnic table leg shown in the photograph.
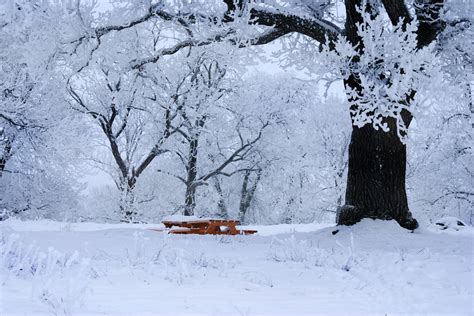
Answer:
[228,224,239,235]
[205,223,216,234]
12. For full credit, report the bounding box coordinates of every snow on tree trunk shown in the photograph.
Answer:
[119,180,137,223]
[213,177,229,219]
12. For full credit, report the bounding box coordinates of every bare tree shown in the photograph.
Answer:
[150,54,269,216]
[170,116,269,216]
[68,66,180,222]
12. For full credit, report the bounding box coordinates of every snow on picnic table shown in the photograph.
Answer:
[1,218,473,315]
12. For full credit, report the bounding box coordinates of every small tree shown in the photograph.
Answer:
[68,64,180,222]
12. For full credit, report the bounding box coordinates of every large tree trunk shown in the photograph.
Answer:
[334,0,445,231]
[337,122,418,230]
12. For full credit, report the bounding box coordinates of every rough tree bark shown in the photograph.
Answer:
[337,121,417,229]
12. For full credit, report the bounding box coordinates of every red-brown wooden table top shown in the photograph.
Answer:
[160,218,256,235]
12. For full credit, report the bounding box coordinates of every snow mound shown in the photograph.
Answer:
[429,216,469,232]
[317,218,410,237]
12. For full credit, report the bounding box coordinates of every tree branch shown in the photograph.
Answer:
[199,121,269,183]
[157,168,186,183]
[131,31,235,69]
[94,3,163,38]
[77,2,342,70]
[248,7,342,45]
[0,113,28,129]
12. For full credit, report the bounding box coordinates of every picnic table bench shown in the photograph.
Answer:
[160,218,257,235]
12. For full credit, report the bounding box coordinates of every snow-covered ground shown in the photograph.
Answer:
[1,219,473,315]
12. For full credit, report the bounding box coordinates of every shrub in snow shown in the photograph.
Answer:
[122,232,172,280]
[190,251,236,272]
[192,252,223,269]
[217,235,234,244]
[336,233,357,272]
[266,233,361,272]
[242,271,274,288]
[431,217,467,232]
[122,232,232,284]
[267,235,309,263]
[125,231,150,267]
[162,248,193,285]
[1,234,92,315]
[267,235,330,267]
[35,255,91,316]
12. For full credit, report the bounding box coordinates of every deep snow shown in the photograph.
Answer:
[1,219,472,315]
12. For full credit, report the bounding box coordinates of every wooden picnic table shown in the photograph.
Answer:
[161,218,257,235]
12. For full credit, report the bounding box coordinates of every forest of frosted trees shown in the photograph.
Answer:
[1,2,473,315]
[0,0,472,226]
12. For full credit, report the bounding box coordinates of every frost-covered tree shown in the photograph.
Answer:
[200,74,322,224]
[5,0,471,227]
[247,89,351,224]
[67,0,471,229]
[158,53,272,216]
[0,0,83,220]
[407,75,473,225]
[67,59,184,222]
